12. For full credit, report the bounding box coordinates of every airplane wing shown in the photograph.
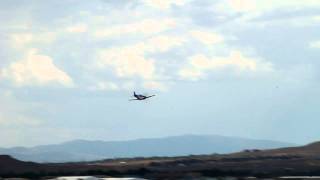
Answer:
[146,95,156,98]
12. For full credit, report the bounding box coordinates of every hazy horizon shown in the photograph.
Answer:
[1,133,300,149]
[1,0,320,147]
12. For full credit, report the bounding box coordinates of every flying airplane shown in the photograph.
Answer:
[129,92,155,101]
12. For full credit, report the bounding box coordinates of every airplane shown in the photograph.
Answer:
[129,91,156,101]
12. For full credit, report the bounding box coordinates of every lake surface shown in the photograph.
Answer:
[50,177,147,180]
[45,176,320,180]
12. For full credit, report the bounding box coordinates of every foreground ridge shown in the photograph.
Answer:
[1,141,320,179]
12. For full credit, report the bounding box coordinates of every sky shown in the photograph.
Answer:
[0,0,320,147]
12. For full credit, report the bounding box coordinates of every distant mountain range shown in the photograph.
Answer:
[1,140,320,179]
[0,134,296,163]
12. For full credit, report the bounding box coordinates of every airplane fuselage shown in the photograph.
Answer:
[130,92,155,101]
[134,94,147,100]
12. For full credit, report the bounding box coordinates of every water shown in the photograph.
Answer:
[49,177,147,180]
[38,176,320,180]
[13,176,320,180]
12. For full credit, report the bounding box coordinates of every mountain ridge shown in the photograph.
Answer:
[0,134,296,163]
[1,141,320,179]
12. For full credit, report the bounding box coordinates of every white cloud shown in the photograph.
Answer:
[217,0,320,14]
[10,33,33,48]
[227,0,256,13]
[141,35,186,52]
[1,49,73,87]
[95,33,186,91]
[178,68,205,81]
[89,81,119,91]
[94,18,176,38]
[190,30,224,45]
[142,0,187,10]
[88,81,166,92]
[214,0,320,27]
[66,23,88,33]
[179,50,273,80]
[143,81,168,91]
[96,34,185,81]
[10,32,56,49]
[314,16,320,22]
[261,0,320,10]
[310,41,320,49]
[257,15,320,28]
[97,46,156,79]
[191,51,257,71]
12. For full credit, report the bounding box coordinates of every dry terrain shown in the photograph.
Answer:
[2,142,320,179]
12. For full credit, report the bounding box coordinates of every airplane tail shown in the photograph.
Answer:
[134,91,137,96]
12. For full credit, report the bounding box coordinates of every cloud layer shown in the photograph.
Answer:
[0,0,320,146]
[1,49,73,87]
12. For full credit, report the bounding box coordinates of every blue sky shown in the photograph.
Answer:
[1,0,320,147]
